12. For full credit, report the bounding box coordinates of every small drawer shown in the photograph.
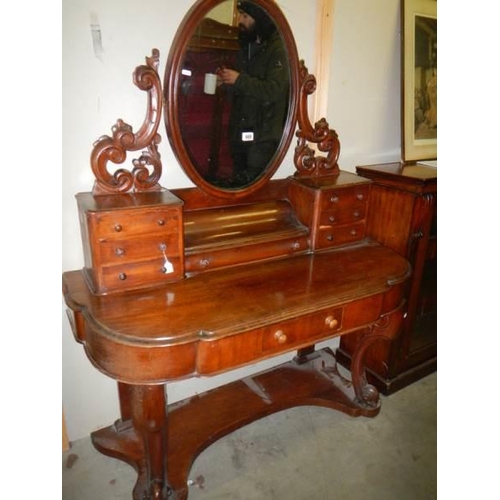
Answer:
[319,204,367,226]
[99,235,181,265]
[101,256,184,291]
[262,307,343,352]
[92,208,181,239]
[320,185,369,211]
[316,222,366,249]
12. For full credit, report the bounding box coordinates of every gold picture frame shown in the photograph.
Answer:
[401,0,437,163]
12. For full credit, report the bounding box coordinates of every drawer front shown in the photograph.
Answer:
[195,294,384,375]
[261,306,344,353]
[100,256,184,291]
[320,185,369,211]
[316,222,366,249]
[99,234,181,266]
[91,207,181,239]
[319,204,367,226]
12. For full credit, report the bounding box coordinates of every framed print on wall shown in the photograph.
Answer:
[401,0,437,163]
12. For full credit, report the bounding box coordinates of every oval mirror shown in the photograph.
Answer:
[165,0,299,198]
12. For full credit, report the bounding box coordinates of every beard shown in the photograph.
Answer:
[238,22,257,44]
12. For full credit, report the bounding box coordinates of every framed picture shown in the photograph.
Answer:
[401,0,437,163]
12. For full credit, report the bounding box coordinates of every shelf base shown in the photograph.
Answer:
[91,348,380,499]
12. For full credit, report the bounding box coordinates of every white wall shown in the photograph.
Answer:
[62,0,401,441]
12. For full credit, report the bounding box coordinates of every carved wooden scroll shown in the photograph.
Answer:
[294,60,340,177]
[90,49,163,195]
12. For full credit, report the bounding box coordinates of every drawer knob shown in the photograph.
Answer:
[326,234,334,242]
[118,273,127,281]
[158,219,166,226]
[325,315,338,329]
[274,330,287,344]
[329,215,336,222]
[356,193,364,201]
[114,224,123,232]
[353,211,360,218]
[115,247,125,257]
[330,195,339,203]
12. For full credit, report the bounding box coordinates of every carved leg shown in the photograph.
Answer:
[350,306,404,407]
[130,385,175,500]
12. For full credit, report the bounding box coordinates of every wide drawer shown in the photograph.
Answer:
[98,234,181,265]
[196,294,383,374]
[90,207,181,239]
[319,203,367,225]
[320,185,369,211]
[316,222,366,249]
[98,256,184,291]
[261,306,344,353]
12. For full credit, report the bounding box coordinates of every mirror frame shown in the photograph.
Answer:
[164,0,300,199]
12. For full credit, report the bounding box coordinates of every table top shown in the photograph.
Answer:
[64,241,408,344]
[62,240,410,383]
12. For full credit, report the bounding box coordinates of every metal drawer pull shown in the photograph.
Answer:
[325,315,338,329]
[274,330,287,344]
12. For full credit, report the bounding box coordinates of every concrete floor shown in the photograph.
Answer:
[62,371,436,500]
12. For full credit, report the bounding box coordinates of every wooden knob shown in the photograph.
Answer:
[325,315,338,329]
[114,224,122,232]
[274,330,287,344]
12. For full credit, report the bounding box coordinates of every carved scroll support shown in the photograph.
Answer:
[90,49,164,195]
[350,303,405,407]
[294,60,341,178]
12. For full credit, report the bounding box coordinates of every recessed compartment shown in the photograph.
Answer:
[183,200,310,273]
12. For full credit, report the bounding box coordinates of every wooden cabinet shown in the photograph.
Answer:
[76,191,185,295]
[288,172,370,250]
[337,163,437,394]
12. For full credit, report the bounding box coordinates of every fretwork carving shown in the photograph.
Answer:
[90,49,163,195]
[294,60,341,177]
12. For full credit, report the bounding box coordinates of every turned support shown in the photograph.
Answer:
[129,384,174,500]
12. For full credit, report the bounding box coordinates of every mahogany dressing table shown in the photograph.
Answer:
[62,1,411,499]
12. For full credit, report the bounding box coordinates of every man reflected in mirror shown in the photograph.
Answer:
[218,0,289,186]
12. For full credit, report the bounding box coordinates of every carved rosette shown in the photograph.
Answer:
[90,49,163,195]
[294,61,341,177]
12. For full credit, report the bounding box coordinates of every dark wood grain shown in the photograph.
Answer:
[338,163,437,394]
